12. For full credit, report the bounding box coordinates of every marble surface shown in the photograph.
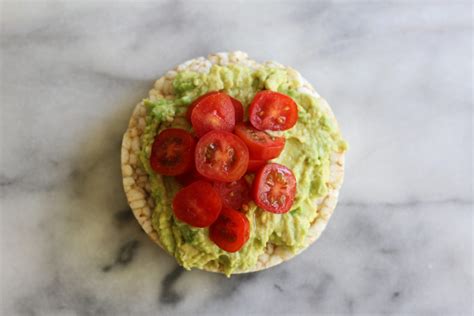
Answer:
[1,1,472,315]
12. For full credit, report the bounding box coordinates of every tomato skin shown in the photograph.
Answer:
[247,159,267,173]
[234,123,285,160]
[186,91,219,122]
[195,131,249,182]
[230,96,244,123]
[209,207,250,252]
[252,163,297,214]
[249,90,298,131]
[175,167,205,186]
[150,128,196,176]
[213,178,251,210]
[187,92,243,123]
[172,180,222,227]
[191,92,235,136]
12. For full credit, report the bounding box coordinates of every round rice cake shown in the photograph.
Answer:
[121,51,345,274]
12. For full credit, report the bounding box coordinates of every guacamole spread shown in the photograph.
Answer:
[139,64,347,275]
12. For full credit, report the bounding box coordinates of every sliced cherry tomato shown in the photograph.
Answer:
[191,92,235,136]
[230,96,244,123]
[150,128,196,176]
[247,159,267,173]
[209,207,250,252]
[249,90,298,131]
[172,180,222,227]
[186,91,219,122]
[175,166,205,186]
[213,178,250,210]
[187,92,242,123]
[234,123,285,160]
[252,163,296,214]
[195,130,249,182]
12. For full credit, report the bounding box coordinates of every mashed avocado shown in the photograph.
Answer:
[139,64,347,275]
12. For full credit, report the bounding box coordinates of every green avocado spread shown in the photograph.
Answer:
[139,64,347,276]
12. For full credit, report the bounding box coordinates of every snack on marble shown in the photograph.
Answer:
[121,51,347,276]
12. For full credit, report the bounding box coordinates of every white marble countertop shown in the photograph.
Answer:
[1,1,472,315]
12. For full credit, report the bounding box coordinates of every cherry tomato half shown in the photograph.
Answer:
[213,178,250,210]
[234,123,285,160]
[191,92,235,136]
[209,207,250,252]
[230,96,244,123]
[175,166,205,186]
[172,180,222,227]
[252,163,296,214]
[186,91,219,122]
[187,93,243,123]
[247,159,267,173]
[249,90,298,131]
[150,128,196,176]
[195,131,249,182]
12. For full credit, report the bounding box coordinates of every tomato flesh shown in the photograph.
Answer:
[195,131,249,182]
[209,207,250,252]
[191,92,235,136]
[230,96,244,123]
[249,90,298,131]
[252,163,296,214]
[172,180,222,227]
[234,123,285,160]
[214,178,250,210]
[247,159,267,173]
[150,128,196,176]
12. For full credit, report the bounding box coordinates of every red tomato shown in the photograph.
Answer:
[247,159,267,173]
[252,163,296,214]
[172,180,222,227]
[191,92,235,136]
[213,178,251,210]
[234,123,285,160]
[249,90,298,131]
[150,128,196,176]
[195,131,249,182]
[175,166,205,186]
[209,207,250,252]
[186,91,219,122]
[187,93,243,123]
[230,96,244,123]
